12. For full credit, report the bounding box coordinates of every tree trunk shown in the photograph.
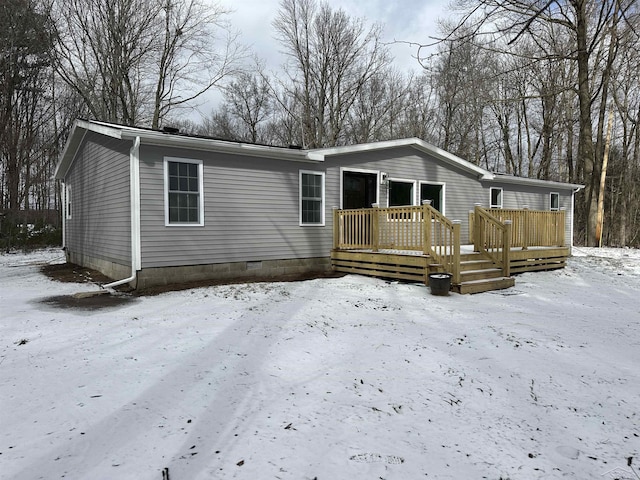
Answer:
[572,0,598,246]
[596,109,614,247]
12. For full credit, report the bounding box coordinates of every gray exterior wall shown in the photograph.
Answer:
[139,145,329,269]
[324,147,490,241]
[137,144,576,273]
[64,132,131,267]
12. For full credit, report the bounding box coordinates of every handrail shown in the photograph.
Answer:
[422,202,460,285]
[473,206,510,277]
[333,203,461,285]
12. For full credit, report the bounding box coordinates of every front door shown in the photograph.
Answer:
[343,171,377,209]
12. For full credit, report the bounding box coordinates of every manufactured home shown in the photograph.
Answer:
[54,120,583,293]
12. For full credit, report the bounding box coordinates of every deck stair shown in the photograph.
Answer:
[450,252,515,294]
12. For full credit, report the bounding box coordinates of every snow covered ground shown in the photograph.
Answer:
[1,247,640,480]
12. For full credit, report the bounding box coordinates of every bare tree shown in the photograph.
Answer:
[53,0,158,124]
[422,0,638,245]
[400,73,440,144]
[220,69,274,143]
[151,0,246,128]
[53,0,244,127]
[429,26,497,167]
[272,0,391,147]
[345,68,410,144]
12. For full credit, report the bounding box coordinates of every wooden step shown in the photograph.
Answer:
[460,267,503,282]
[455,276,515,294]
[460,252,484,261]
[460,259,496,271]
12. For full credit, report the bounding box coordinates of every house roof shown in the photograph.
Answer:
[54,120,584,191]
[308,138,494,179]
[486,173,583,191]
[54,119,311,180]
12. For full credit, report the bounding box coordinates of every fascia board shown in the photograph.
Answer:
[54,120,124,180]
[120,130,316,163]
[486,175,584,190]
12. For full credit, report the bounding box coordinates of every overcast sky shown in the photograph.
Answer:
[219,0,450,71]
[196,0,452,117]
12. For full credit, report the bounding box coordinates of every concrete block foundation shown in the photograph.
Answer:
[65,250,331,290]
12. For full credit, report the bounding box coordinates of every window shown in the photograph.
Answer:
[550,192,559,211]
[65,184,72,219]
[300,170,325,226]
[420,182,445,213]
[490,187,503,209]
[388,179,416,207]
[164,158,204,226]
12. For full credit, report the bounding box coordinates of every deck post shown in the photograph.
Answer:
[559,208,566,246]
[452,220,461,285]
[503,220,512,277]
[473,203,482,252]
[332,206,340,250]
[522,205,529,250]
[422,200,431,255]
[371,203,379,252]
[468,210,475,244]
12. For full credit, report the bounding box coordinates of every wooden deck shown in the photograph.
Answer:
[332,204,570,294]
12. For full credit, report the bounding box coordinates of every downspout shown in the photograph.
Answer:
[104,136,141,289]
[61,181,66,250]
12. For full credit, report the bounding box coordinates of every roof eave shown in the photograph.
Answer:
[122,130,313,162]
[310,138,493,179]
[486,175,584,190]
[54,120,124,180]
[54,120,318,181]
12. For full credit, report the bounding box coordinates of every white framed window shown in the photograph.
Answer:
[387,178,417,207]
[65,184,72,219]
[490,187,503,209]
[299,170,325,226]
[550,192,560,211]
[164,157,204,226]
[419,181,445,214]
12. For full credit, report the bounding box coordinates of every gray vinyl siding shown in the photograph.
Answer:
[137,142,575,269]
[139,145,331,268]
[64,132,131,265]
[323,146,486,240]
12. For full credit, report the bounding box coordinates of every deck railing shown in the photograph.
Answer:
[469,207,565,249]
[472,206,511,277]
[335,207,375,249]
[333,203,461,284]
[333,204,566,285]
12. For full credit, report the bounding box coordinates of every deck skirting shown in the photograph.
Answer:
[331,250,430,283]
[331,247,571,293]
[509,247,569,273]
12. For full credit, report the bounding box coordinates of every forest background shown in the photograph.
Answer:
[2,0,639,248]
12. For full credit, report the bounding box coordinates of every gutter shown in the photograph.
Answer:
[103,136,141,289]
